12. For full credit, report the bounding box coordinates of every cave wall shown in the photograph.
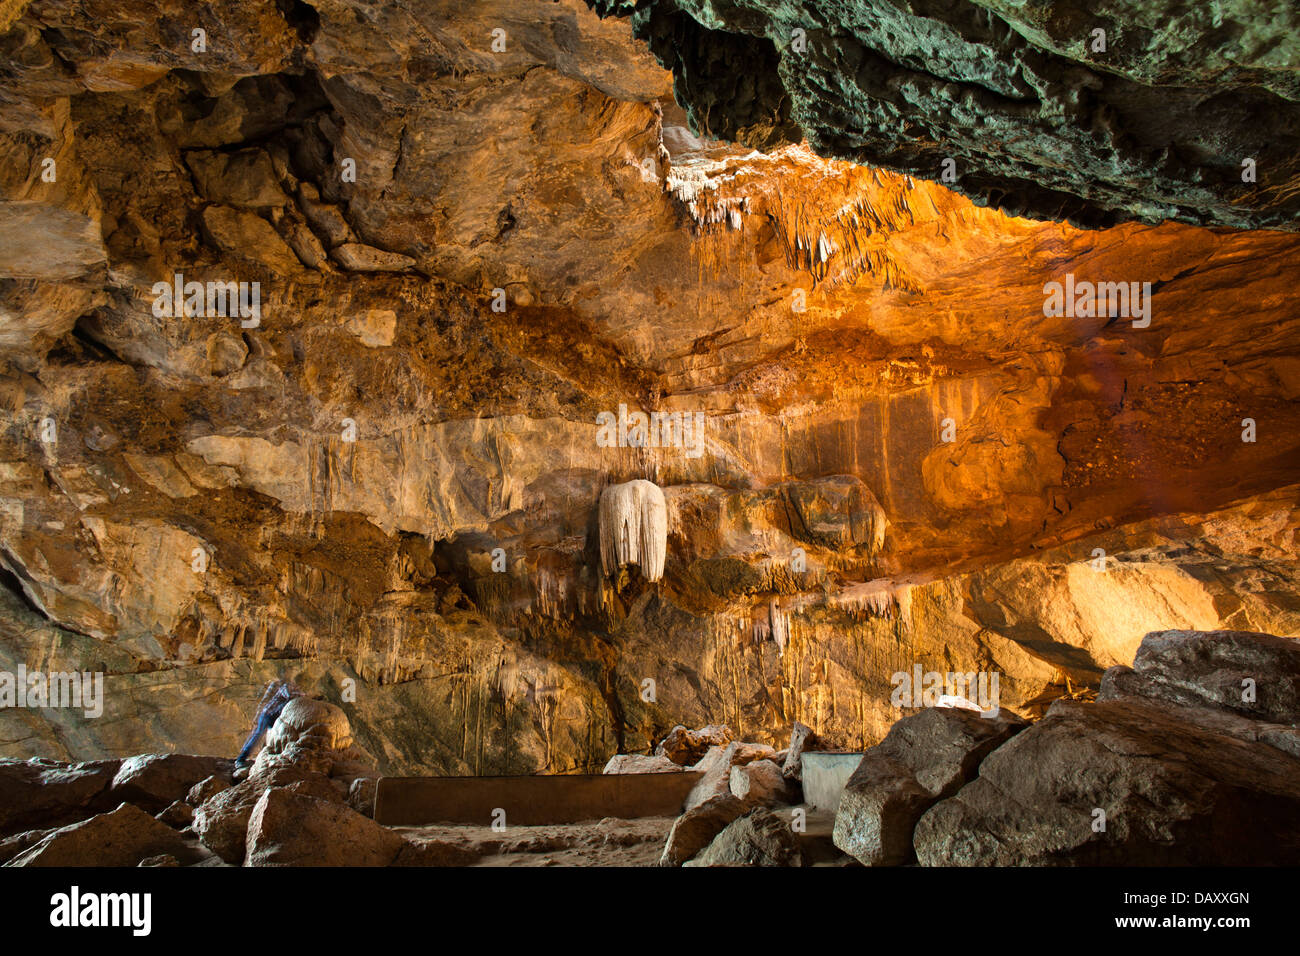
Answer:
[0,0,1297,773]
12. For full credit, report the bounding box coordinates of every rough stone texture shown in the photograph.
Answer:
[7,801,203,867]
[602,753,685,774]
[832,707,1026,866]
[155,800,193,830]
[1099,629,1300,725]
[729,759,795,806]
[685,807,802,867]
[348,776,379,817]
[0,0,1297,783]
[109,753,232,813]
[781,721,816,780]
[656,723,733,766]
[659,793,749,866]
[915,694,1300,866]
[685,740,779,809]
[245,787,407,866]
[0,757,118,836]
[191,767,345,864]
[185,774,230,808]
[590,0,1300,230]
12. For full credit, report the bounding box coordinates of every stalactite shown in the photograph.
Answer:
[598,479,667,583]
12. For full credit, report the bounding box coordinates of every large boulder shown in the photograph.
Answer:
[729,759,794,806]
[833,707,1026,866]
[245,788,406,866]
[656,724,733,766]
[660,794,749,866]
[685,740,778,809]
[191,767,345,864]
[914,696,1300,866]
[1099,629,1300,725]
[685,808,803,867]
[109,754,232,813]
[7,802,205,867]
[250,698,377,787]
[0,758,119,836]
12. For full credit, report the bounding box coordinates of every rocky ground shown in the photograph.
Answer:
[4,627,1294,867]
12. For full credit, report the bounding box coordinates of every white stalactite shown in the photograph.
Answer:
[599,479,668,583]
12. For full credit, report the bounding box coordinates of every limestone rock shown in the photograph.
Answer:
[155,800,193,830]
[191,768,345,864]
[832,753,936,867]
[685,741,778,809]
[348,777,379,817]
[832,707,1026,866]
[685,807,803,867]
[602,753,684,774]
[0,758,118,836]
[660,793,748,866]
[656,724,734,766]
[185,775,230,808]
[729,759,794,806]
[592,0,1300,230]
[245,788,406,866]
[329,243,417,273]
[8,802,202,867]
[1100,629,1300,725]
[599,479,668,583]
[109,754,232,813]
[914,697,1300,866]
[781,721,817,781]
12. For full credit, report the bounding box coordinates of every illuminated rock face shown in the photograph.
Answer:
[0,0,1297,776]
[600,480,668,583]
[589,0,1300,231]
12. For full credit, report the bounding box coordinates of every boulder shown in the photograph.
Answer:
[1099,629,1300,725]
[156,800,193,830]
[660,794,748,866]
[685,740,778,809]
[655,724,734,766]
[185,775,230,808]
[729,759,795,806]
[245,788,406,866]
[832,753,936,867]
[250,697,377,787]
[832,707,1026,866]
[0,758,119,836]
[109,754,232,813]
[781,721,817,780]
[914,696,1300,866]
[685,808,803,867]
[192,767,345,864]
[602,754,685,774]
[7,802,203,867]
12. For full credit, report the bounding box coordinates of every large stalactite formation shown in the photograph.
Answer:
[0,0,1296,783]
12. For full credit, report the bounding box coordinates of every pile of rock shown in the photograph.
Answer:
[606,719,842,866]
[0,698,441,867]
[832,629,1300,866]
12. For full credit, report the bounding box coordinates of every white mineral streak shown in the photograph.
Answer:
[769,598,790,656]
[599,479,668,583]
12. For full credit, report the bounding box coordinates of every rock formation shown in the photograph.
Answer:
[599,478,669,583]
[588,0,1300,230]
[0,0,1295,812]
